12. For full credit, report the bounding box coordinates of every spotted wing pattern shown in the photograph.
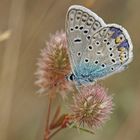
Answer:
[65,5,133,86]
[66,5,106,75]
[77,24,133,84]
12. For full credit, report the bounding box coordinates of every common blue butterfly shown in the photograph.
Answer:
[65,5,133,87]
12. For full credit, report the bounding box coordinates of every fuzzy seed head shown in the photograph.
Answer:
[35,31,72,97]
[70,84,113,129]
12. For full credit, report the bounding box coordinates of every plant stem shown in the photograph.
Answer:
[45,97,52,140]
[47,127,64,140]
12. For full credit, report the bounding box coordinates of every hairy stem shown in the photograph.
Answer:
[44,97,52,140]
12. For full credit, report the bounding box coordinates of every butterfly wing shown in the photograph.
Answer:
[65,5,106,76]
[77,24,133,83]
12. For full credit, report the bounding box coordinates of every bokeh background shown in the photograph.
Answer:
[0,0,139,140]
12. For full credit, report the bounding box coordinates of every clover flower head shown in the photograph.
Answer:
[70,84,113,129]
[35,31,72,98]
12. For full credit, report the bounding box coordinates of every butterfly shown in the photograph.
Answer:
[65,5,133,87]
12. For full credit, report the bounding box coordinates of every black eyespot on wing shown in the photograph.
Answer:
[85,58,89,63]
[70,28,74,31]
[79,26,84,30]
[103,39,107,42]
[111,59,116,63]
[74,38,82,43]
[111,67,114,71]
[88,45,93,50]
[84,30,88,34]
[75,26,78,29]
[95,41,100,46]
[95,60,99,64]
[120,36,123,40]
[101,64,105,67]
[77,52,81,56]
[87,35,91,40]
[97,51,101,54]
[107,42,110,45]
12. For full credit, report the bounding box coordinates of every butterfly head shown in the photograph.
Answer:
[66,73,75,82]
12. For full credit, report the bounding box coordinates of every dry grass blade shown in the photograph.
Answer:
[0,30,11,42]
[0,0,26,139]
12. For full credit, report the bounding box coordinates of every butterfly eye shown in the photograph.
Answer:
[68,73,75,81]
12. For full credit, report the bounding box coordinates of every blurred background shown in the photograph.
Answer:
[0,0,139,140]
